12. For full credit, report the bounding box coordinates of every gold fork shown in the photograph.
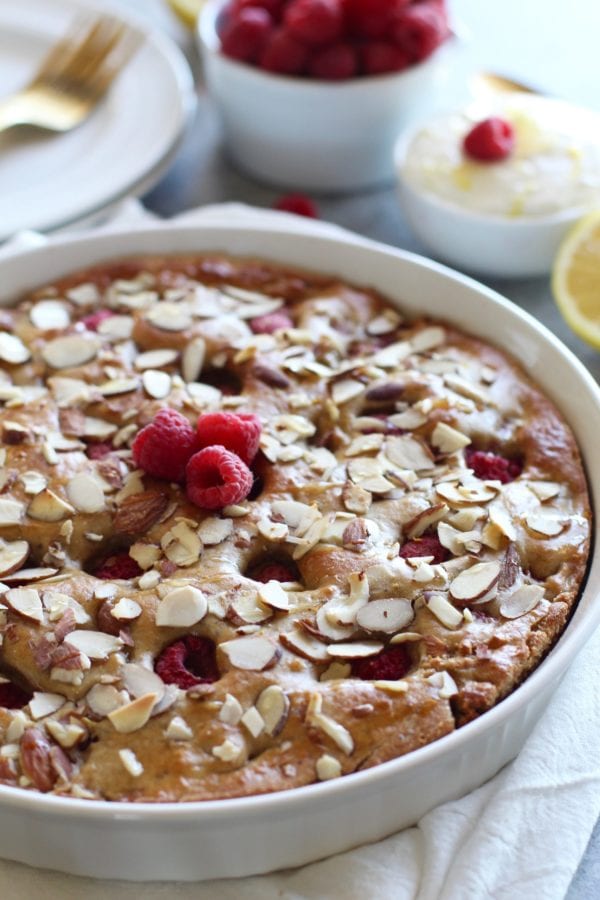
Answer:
[0,16,142,134]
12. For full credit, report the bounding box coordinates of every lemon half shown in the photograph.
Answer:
[552,210,600,349]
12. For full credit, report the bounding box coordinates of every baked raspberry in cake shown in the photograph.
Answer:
[0,254,590,801]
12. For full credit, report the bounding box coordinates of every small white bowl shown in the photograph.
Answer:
[198,0,468,193]
[393,105,600,279]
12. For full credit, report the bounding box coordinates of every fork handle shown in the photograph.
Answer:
[0,97,25,134]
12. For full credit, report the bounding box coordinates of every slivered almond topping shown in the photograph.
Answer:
[371,340,411,367]
[145,304,192,332]
[230,593,271,625]
[342,481,372,515]
[65,630,122,660]
[142,369,171,399]
[108,693,157,734]
[42,335,98,369]
[241,706,265,738]
[99,377,139,397]
[20,471,47,495]
[165,716,193,740]
[528,481,561,502]
[42,592,90,624]
[410,326,445,352]
[256,685,289,736]
[431,422,471,454]
[373,679,409,693]
[345,434,384,457]
[388,408,428,430]
[161,521,202,567]
[182,337,206,383]
[129,543,161,571]
[445,374,488,404]
[356,599,414,634]
[212,738,243,762]
[155,586,207,627]
[386,435,433,471]
[316,754,342,780]
[45,720,87,749]
[86,683,128,717]
[197,517,233,545]
[66,473,105,514]
[326,641,384,659]
[121,664,165,701]
[257,518,289,542]
[280,628,330,663]
[219,693,243,725]
[138,570,160,590]
[405,503,448,540]
[134,348,179,370]
[436,481,494,506]
[29,692,65,720]
[0,539,29,577]
[0,498,25,525]
[27,489,73,522]
[366,309,402,335]
[221,636,280,671]
[306,693,354,755]
[258,581,289,612]
[449,561,501,602]
[426,593,463,629]
[0,333,31,364]
[110,597,142,622]
[5,588,44,623]
[499,584,545,619]
[119,748,144,777]
[427,671,458,699]
[316,601,356,641]
[331,379,365,405]
[525,511,568,537]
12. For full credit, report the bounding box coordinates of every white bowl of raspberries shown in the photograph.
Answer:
[198,0,467,191]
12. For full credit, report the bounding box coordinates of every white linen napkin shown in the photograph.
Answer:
[0,202,598,900]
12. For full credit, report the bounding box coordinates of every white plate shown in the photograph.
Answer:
[0,0,195,240]
[0,221,598,881]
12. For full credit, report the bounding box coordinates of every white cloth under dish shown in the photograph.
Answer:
[0,202,599,900]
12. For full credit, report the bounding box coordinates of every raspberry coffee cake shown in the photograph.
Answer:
[0,254,590,801]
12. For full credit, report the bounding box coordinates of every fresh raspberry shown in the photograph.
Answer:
[86,442,114,460]
[186,446,254,510]
[195,412,261,465]
[284,0,344,46]
[308,42,358,80]
[465,449,522,483]
[81,309,115,331]
[273,194,318,218]
[259,27,310,74]
[94,552,143,580]
[251,561,298,582]
[346,0,410,39]
[360,42,411,76]
[250,310,294,335]
[155,635,220,689]
[399,534,448,563]
[463,117,515,163]
[352,644,411,680]
[391,3,448,63]
[0,681,32,709]
[132,408,197,483]
[221,7,274,63]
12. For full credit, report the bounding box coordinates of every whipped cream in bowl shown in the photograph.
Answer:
[395,95,600,277]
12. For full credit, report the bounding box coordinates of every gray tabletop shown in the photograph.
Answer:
[134,0,600,896]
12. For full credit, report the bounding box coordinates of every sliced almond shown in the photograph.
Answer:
[182,338,206,383]
[221,635,280,671]
[445,374,487,405]
[431,422,471,454]
[499,583,545,619]
[230,593,271,625]
[342,482,372,515]
[20,471,48,495]
[256,684,289,736]
[86,683,128,717]
[458,483,499,503]
[449,560,501,602]
[356,599,414,634]
[258,581,289,612]
[427,671,458,699]
[142,369,171,400]
[99,377,139,397]
[3,567,57,584]
[42,592,90,625]
[145,304,192,332]
[371,340,411,368]
[218,693,243,725]
[0,539,29,577]
[119,748,144,777]
[29,692,65,720]
[316,602,356,641]
[45,720,87,749]
[42,335,98,369]
[66,473,105,514]
[121,663,165,701]
[525,511,568,538]
[306,693,354,755]
[134,348,179,371]
[426,593,463,629]
[326,641,384,659]
[155,586,207,627]
[5,587,44,623]
[410,326,445,352]
[436,481,493,507]
[280,628,330,663]
[366,309,402,336]
[331,379,365,405]
[108,692,157,734]
[528,481,561,502]
[197,517,233,546]
[0,332,30,364]
[27,489,74,522]
[65,630,122,660]
[405,503,448,540]
[161,522,202,567]
[0,498,25,525]
[388,408,428,430]
[240,706,265,738]
[111,597,142,622]
[385,435,433,471]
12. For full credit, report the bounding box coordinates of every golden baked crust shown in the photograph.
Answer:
[0,254,590,801]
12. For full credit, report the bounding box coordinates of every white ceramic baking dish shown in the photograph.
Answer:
[0,222,598,882]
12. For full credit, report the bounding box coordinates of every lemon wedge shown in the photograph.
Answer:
[552,210,600,349]
[166,0,205,28]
